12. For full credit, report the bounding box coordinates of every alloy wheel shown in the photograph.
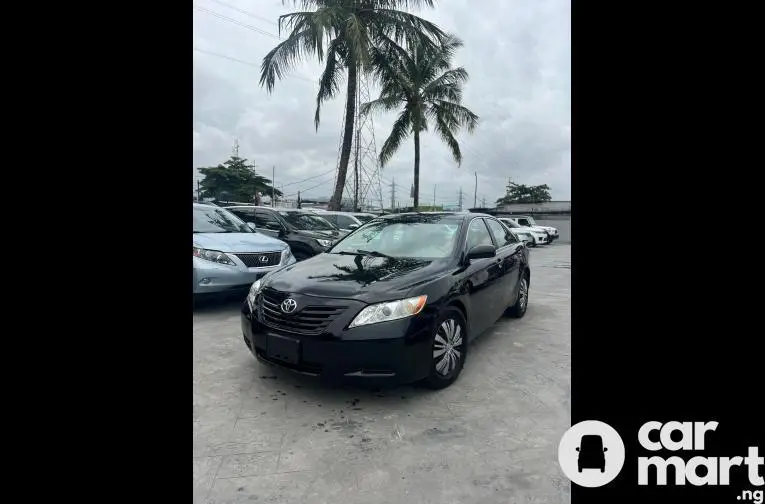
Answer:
[433,319,464,376]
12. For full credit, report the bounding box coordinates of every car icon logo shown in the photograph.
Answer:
[576,434,608,473]
[259,255,269,263]
[280,298,297,313]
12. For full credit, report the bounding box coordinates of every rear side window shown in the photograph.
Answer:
[336,215,356,228]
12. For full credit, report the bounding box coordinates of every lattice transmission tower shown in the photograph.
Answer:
[332,72,384,211]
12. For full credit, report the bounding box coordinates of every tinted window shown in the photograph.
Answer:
[193,206,251,233]
[466,218,494,250]
[517,218,530,226]
[329,215,462,259]
[254,211,282,229]
[486,218,517,246]
[229,208,254,222]
[354,214,374,223]
[336,215,357,228]
[322,214,339,225]
[279,211,336,231]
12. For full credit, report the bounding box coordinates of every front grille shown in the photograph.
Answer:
[235,251,282,267]
[259,289,347,335]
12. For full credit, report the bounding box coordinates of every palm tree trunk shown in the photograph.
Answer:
[328,61,357,211]
[413,129,421,208]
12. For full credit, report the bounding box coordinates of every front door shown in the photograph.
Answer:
[462,218,507,339]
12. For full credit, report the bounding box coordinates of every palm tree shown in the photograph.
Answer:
[260,0,445,211]
[361,34,478,207]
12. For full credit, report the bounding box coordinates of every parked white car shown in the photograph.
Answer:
[499,217,548,247]
[508,215,559,242]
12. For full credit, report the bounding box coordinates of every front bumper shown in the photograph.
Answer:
[193,255,296,294]
[240,301,434,385]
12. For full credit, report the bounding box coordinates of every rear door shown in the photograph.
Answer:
[485,217,523,307]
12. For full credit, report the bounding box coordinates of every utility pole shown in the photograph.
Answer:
[272,166,275,208]
[458,187,463,211]
[353,127,360,212]
[196,180,201,202]
[482,197,486,208]
[297,191,301,209]
[233,137,240,158]
[474,172,478,208]
[389,177,396,210]
[433,184,436,208]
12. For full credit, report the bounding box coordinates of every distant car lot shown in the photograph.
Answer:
[194,244,571,504]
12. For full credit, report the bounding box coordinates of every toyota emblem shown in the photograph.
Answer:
[280,298,298,314]
[259,255,269,263]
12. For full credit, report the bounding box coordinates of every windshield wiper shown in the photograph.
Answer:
[332,249,391,258]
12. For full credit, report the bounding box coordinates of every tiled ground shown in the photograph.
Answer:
[194,244,571,504]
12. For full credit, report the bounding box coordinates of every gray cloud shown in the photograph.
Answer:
[193,0,570,205]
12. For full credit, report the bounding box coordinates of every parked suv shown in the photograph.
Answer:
[509,215,559,242]
[193,203,295,296]
[226,206,346,261]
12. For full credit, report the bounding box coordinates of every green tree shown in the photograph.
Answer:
[361,34,478,207]
[259,0,445,211]
[198,156,282,202]
[495,180,552,205]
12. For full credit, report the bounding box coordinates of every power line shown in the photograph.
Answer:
[280,168,336,188]
[193,5,280,40]
[192,47,315,83]
[205,0,278,26]
[283,177,335,198]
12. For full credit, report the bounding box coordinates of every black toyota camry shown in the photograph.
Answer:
[240,212,530,389]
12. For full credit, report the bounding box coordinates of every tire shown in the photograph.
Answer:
[422,307,468,389]
[507,270,529,318]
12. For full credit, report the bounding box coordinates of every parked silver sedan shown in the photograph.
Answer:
[193,203,296,295]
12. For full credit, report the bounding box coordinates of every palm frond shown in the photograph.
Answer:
[379,108,413,166]
[314,38,345,129]
[260,29,318,92]
[434,112,462,165]
[345,13,373,70]
[372,9,446,49]
[430,99,480,133]
[422,67,468,102]
[360,94,402,116]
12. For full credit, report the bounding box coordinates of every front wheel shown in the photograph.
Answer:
[422,308,468,389]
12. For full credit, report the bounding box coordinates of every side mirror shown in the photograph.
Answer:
[348,223,360,230]
[246,222,257,230]
[575,447,580,452]
[467,244,496,260]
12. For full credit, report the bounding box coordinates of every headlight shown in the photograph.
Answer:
[316,239,333,247]
[349,295,427,328]
[281,248,293,263]
[247,279,263,309]
[193,246,235,266]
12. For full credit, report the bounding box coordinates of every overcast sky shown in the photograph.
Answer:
[193,0,570,207]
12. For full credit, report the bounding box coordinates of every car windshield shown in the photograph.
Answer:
[193,206,252,233]
[580,435,603,450]
[329,214,462,259]
[524,217,538,226]
[279,211,336,231]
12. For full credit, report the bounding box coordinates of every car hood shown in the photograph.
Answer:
[263,253,449,303]
[193,232,287,253]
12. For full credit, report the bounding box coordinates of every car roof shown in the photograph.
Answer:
[377,212,488,221]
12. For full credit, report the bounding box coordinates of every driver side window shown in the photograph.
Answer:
[254,211,281,229]
[466,218,494,250]
[486,218,518,247]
